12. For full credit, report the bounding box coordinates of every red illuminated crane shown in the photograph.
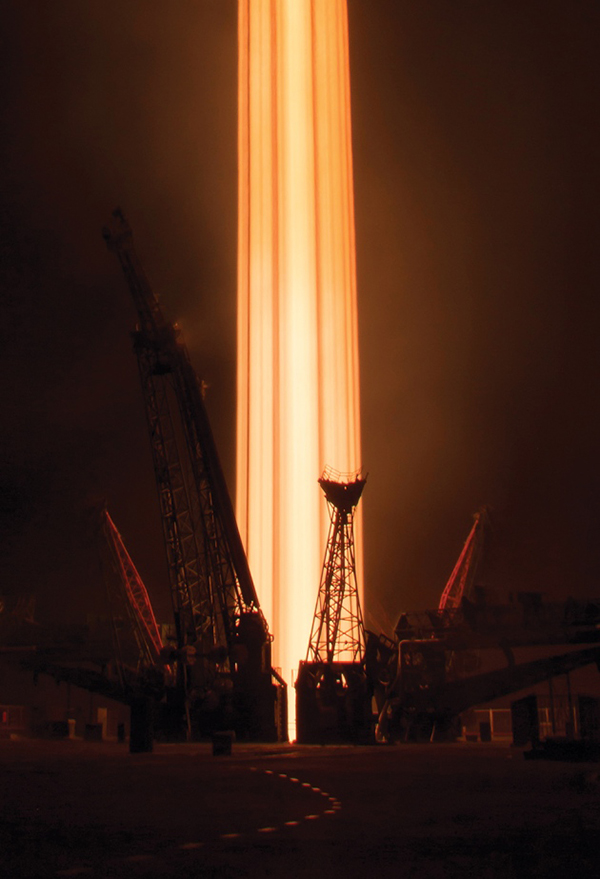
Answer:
[100,507,164,669]
[20,510,167,720]
[296,469,371,743]
[103,210,285,741]
[371,508,600,743]
[438,507,489,612]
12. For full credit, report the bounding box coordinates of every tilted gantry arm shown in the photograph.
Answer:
[100,507,164,666]
[103,210,265,645]
[103,210,283,741]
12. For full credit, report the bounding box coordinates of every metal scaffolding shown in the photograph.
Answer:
[306,468,366,664]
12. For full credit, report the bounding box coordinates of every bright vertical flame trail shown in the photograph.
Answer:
[237,0,362,732]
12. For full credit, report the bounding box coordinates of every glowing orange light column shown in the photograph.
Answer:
[237,0,362,726]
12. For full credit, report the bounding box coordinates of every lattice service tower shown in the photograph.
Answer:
[308,469,366,663]
[296,469,371,743]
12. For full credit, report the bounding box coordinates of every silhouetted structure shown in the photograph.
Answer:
[103,210,286,742]
[296,470,371,743]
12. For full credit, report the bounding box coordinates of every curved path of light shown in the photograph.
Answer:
[54,766,342,876]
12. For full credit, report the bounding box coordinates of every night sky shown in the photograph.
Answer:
[1,1,599,636]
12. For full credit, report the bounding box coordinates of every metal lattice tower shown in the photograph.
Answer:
[103,210,286,746]
[306,468,366,664]
[103,211,266,663]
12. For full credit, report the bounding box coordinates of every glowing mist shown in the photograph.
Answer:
[237,0,362,734]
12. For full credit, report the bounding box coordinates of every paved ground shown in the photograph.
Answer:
[1,738,599,878]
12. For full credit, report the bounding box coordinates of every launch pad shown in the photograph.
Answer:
[2,737,599,878]
[13,212,599,752]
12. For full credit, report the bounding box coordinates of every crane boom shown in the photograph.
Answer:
[103,210,262,643]
[438,507,488,611]
[101,508,164,663]
[103,209,284,740]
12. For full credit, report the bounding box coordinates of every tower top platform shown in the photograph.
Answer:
[318,467,366,513]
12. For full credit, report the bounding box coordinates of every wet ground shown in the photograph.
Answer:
[1,737,599,878]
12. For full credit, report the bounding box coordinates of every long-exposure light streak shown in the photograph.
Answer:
[237,0,362,734]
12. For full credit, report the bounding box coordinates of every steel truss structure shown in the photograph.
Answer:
[103,209,285,741]
[438,506,489,611]
[307,468,366,663]
[296,469,371,743]
[101,508,164,668]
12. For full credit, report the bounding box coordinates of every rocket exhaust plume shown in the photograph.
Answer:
[237,0,362,734]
